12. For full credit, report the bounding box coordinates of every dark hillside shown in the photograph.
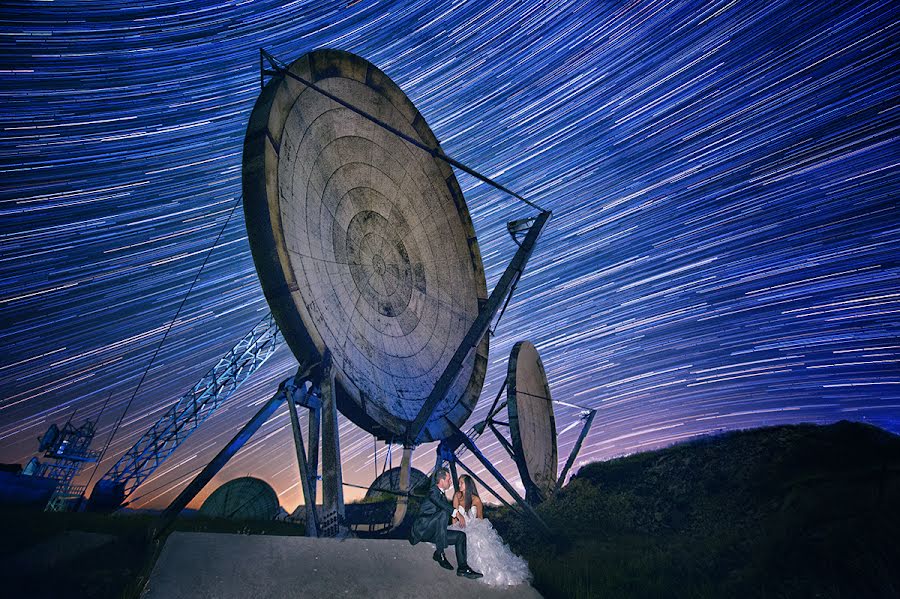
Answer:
[492,420,900,598]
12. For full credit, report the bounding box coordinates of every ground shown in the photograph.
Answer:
[144,532,541,598]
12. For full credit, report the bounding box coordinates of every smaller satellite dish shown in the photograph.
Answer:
[199,477,280,521]
[507,341,557,503]
[365,466,429,500]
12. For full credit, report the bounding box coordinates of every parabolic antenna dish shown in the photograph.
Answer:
[365,466,429,500]
[243,49,488,443]
[199,476,280,521]
[507,341,557,500]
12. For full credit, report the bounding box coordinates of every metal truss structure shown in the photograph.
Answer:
[91,312,282,506]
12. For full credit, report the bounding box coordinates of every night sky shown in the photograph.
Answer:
[1,0,898,512]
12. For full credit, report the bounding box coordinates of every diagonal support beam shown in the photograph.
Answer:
[489,421,517,460]
[407,211,550,445]
[457,428,552,537]
[556,409,596,491]
[452,456,522,517]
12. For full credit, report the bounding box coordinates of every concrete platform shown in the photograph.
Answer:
[142,532,542,598]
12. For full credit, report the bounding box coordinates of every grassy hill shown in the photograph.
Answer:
[491,420,900,598]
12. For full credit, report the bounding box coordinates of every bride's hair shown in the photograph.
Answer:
[459,474,479,511]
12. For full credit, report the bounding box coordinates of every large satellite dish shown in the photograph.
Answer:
[507,341,558,502]
[243,49,489,444]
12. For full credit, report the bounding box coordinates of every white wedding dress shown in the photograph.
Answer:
[449,505,532,587]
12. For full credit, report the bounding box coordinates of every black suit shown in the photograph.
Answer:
[410,484,468,567]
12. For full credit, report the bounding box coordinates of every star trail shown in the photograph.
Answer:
[1,0,898,512]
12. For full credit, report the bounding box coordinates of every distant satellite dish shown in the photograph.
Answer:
[199,477,280,521]
[243,48,489,443]
[22,457,41,476]
[365,466,428,500]
[38,424,59,453]
[507,341,558,502]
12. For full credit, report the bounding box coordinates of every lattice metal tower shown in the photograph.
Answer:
[89,312,282,509]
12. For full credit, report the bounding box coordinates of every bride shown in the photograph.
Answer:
[449,474,532,587]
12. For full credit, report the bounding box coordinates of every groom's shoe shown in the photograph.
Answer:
[457,565,483,579]
[433,551,453,570]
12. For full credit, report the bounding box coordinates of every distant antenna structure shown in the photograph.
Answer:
[25,414,101,511]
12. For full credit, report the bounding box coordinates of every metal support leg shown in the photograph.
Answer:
[319,353,345,532]
[391,446,413,528]
[307,405,320,507]
[433,451,444,476]
[448,459,460,489]
[153,386,285,538]
[286,385,318,537]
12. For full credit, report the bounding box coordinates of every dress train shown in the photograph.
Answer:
[449,505,531,587]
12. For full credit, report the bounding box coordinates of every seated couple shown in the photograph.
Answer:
[409,467,531,586]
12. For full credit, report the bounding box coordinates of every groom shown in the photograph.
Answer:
[410,467,483,579]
